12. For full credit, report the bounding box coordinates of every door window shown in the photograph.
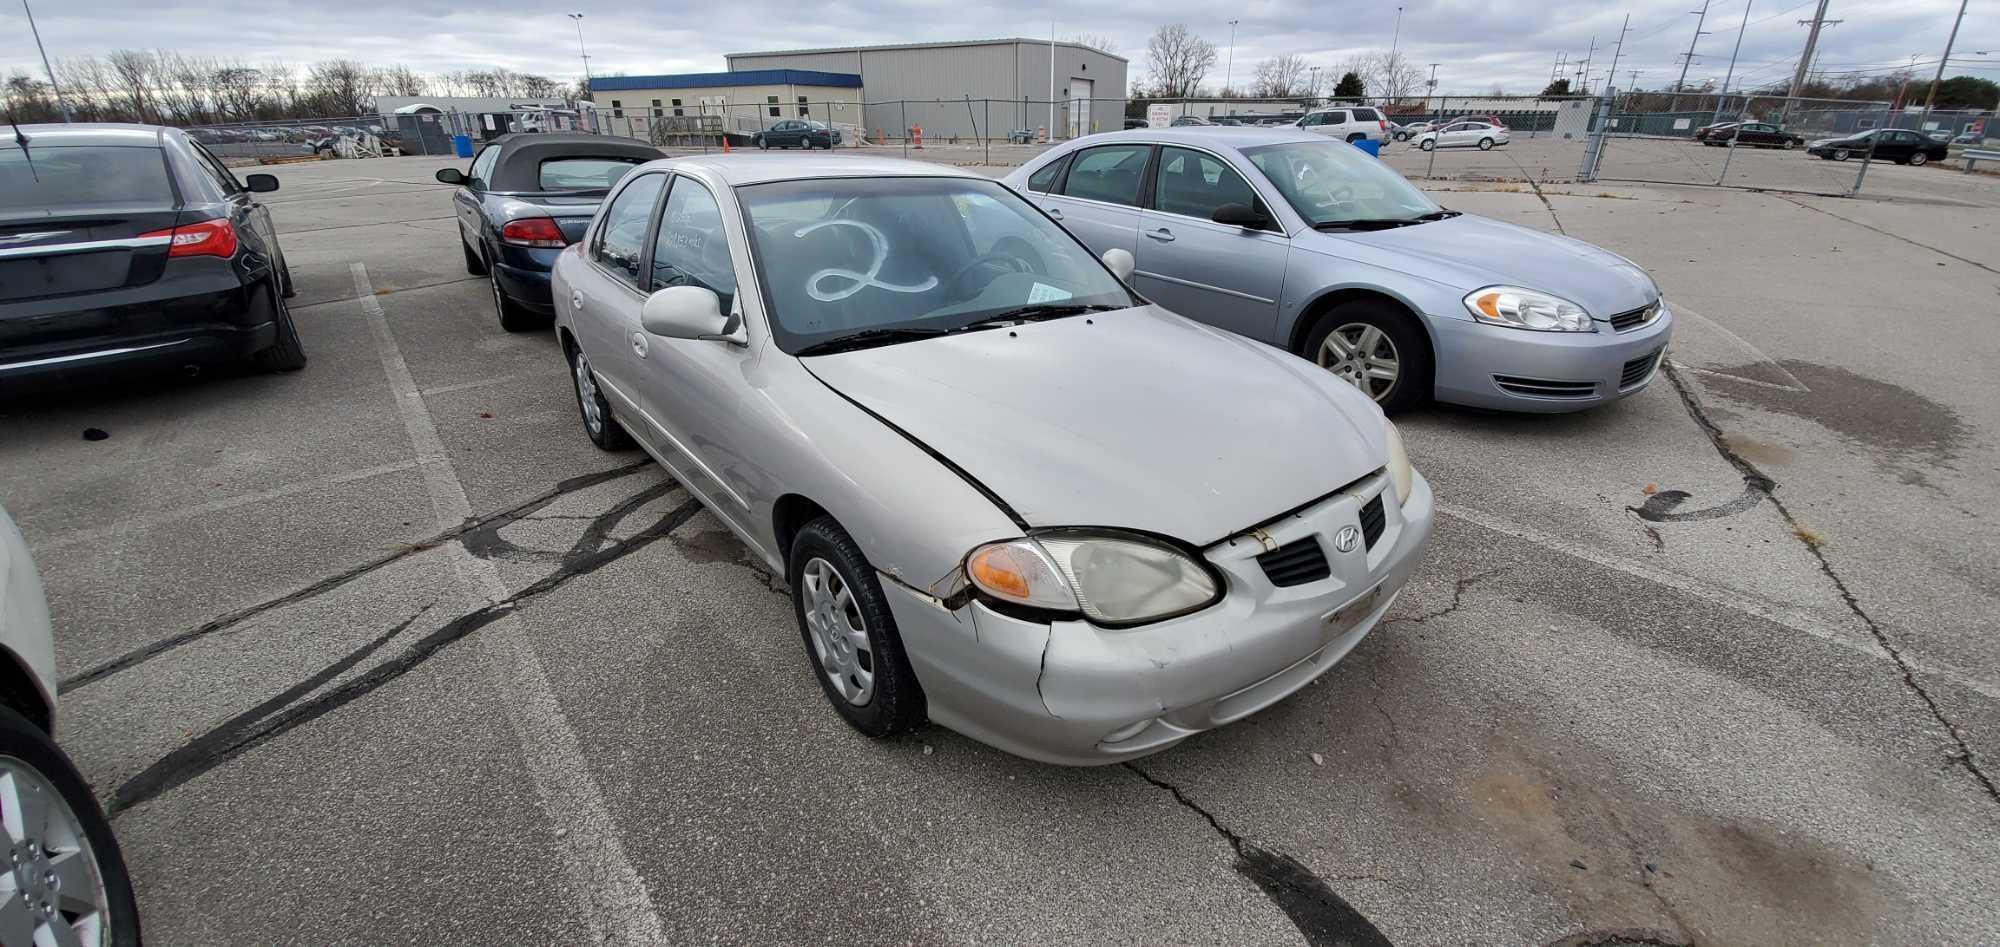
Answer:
[649,177,738,311]
[1351,108,1381,122]
[592,172,666,288]
[1057,144,1150,206]
[1026,153,1072,192]
[1153,147,1260,223]
[468,146,500,189]
[189,143,243,194]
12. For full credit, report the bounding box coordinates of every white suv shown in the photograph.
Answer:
[1295,106,1389,143]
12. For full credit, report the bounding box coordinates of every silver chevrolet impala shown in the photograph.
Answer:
[1004,127,1674,413]
[552,155,1433,765]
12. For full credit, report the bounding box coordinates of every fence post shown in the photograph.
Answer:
[1850,100,1895,197]
[1579,89,1615,182]
[900,101,909,159]
[1716,95,1750,185]
[984,99,991,165]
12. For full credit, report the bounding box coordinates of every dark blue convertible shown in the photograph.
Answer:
[754,120,842,150]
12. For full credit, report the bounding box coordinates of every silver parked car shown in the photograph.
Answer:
[552,155,1433,765]
[1413,121,1510,151]
[1004,127,1670,412]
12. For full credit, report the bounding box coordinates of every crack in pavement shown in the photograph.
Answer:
[1546,930,1690,947]
[1661,360,2000,808]
[1392,569,1503,625]
[1124,763,1394,947]
[61,459,655,694]
[1770,194,2000,277]
[110,486,704,817]
[1500,152,1568,235]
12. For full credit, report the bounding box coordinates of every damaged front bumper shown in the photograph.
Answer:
[881,469,1435,766]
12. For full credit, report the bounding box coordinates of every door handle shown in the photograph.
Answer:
[571,291,583,310]
[630,331,649,359]
[1145,228,1176,242]
[1044,206,1064,220]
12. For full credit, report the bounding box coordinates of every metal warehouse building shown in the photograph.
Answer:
[725,38,1129,141]
[588,70,866,141]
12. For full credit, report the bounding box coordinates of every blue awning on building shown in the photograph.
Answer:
[589,69,863,93]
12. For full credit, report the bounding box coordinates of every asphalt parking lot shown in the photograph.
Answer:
[3,150,1997,945]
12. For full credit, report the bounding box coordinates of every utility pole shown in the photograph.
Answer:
[1783,0,1834,123]
[1389,6,1406,80]
[1630,70,1643,89]
[1675,0,1713,93]
[22,0,73,121]
[1577,36,1597,91]
[1918,0,1969,127]
[1552,51,1567,86]
[1048,22,1056,139]
[1309,66,1322,100]
[1605,14,1632,96]
[1225,19,1240,95]
[1714,0,1753,121]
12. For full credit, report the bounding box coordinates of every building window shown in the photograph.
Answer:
[671,98,684,117]
[768,95,781,118]
[1857,118,1876,129]
[798,95,810,117]
[610,99,624,118]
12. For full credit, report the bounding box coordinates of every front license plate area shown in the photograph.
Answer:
[1320,586,1382,638]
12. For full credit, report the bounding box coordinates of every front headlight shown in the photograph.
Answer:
[966,530,1220,626]
[1384,421,1413,505]
[1463,286,1594,332]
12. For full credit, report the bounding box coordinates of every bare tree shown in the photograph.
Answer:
[152,51,215,124]
[3,73,61,122]
[1251,55,1310,97]
[306,59,376,116]
[1361,51,1424,102]
[212,64,266,121]
[1145,23,1216,98]
[105,49,158,123]
[1068,33,1118,54]
[376,65,428,97]
[517,74,562,98]
[53,58,111,120]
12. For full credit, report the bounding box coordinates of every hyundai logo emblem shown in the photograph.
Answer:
[1332,526,1362,553]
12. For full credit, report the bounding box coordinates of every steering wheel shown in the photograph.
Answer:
[944,240,1045,302]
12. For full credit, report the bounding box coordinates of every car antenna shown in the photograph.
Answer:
[5,106,36,182]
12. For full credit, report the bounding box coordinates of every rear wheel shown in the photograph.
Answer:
[567,344,633,451]
[788,517,925,738]
[1478,137,1494,150]
[1345,133,1366,143]
[250,280,308,372]
[1782,139,1797,150]
[1909,151,1928,166]
[1304,301,1430,415]
[489,259,550,332]
[0,704,142,947]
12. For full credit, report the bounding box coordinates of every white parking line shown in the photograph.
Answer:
[351,263,667,944]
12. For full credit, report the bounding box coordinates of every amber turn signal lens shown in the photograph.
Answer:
[967,546,1033,599]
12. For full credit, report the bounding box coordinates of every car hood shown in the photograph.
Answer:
[803,306,1388,546]
[1301,212,1658,319]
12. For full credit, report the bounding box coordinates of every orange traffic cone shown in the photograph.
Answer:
[722,134,731,153]
[913,124,923,149]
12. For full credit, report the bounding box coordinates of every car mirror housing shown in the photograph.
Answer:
[1211,203,1268,229]
[1101,248,1135,282]
[435,168,467,185]
[642,286,737,342]
[244,173,280,193]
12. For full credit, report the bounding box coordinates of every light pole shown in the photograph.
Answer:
[1918,0,1970,127]
[1427,62,1438,115]
[22,0,73,122]
[568,13,592,85]
[1225,20,1239,95]
[1713,0,1752,121]
[1389,5,1405,102]
[1309,66,1322,101]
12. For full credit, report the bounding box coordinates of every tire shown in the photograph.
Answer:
[1420,139,1435,151]
[0,704,142,947]
[756,136,768,150]
[1345,133,1366,143]
[1783,139,1797,150]
[277,248,297,299]
[250,280,308,372]
[1909,151,1928,166]
[1832,148,1850,161]
[1393,131,1408,141]
[566,343,634,451]
[462,236,487,275]
[1301,300,1431,415]
[489,259,550,333]
[788,517,925,738]
[1478,137,1494,150]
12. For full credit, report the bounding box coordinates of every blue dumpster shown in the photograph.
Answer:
[1349,138,1381,158]
[451,134,473,158]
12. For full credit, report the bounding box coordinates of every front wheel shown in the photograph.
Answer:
[1420,139,1436,151]
[1303,301,1430,415]
[0,705,143,947]
[1478,137,1494,150]
[1832,148,1850,161]
[756,136,768,150]
[789,517,926,738]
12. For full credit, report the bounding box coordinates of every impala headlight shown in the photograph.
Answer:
[966,530,1220,626]
[1384,421,1413,505]
[1463,286,1593,332]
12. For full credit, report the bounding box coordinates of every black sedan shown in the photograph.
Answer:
[753,119,841,150]
[2,123,305,383]
[1807,128,1949,165]
[436,133,662,331]
[1694,121,1804,149]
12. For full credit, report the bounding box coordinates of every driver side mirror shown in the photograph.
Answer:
[244,173,280,193]
[435,168,466,185]
[1211,202,1269,229]
[641,286,744,344]
[1101,248,1134,282]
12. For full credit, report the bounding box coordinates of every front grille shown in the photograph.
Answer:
[1494,375,1597,398]
[1608,303,1657,332]
[1257,537,1330,587]
[1359,494,1386,550]
[1621,350,1663,388]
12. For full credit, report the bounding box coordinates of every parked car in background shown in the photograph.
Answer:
[1295,106,1389,143]
[436,132,663,331]
[1007,127,1670,413]
[1694,121,1803,148]
[754,120,842,150]
[0,505,143,946]
[1446,114,1508,129]
[1412,121,1509,151]
[2,123,306,382]
[1391,121,1433,141]
[1807,128,1948,165]
[554,153,1433,764]
[1124,118,1150,130]
[1171,115,1213,126]
[1951,129,1984,145]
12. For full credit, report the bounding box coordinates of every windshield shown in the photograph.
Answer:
[0,145,176,210]
[538,157,642,191]
[1242,140,1439,226]
[738,176,1136,354]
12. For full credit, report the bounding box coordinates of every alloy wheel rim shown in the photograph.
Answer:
[573,353,604,435]
[1318,322,1400,402]
[0,759,109,947]
[801,558,875,706]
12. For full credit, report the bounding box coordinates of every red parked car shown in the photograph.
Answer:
[1449,114,1508,129]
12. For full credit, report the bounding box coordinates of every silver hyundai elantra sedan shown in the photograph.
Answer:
[552,154,1433,765]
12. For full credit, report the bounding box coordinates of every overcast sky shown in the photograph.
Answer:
[4,0,1995,96]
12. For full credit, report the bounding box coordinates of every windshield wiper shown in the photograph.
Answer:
[1315,210,1461,231]
[1413,209,1462,221]
[956,303,1123,331]
[794,326,949,356]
